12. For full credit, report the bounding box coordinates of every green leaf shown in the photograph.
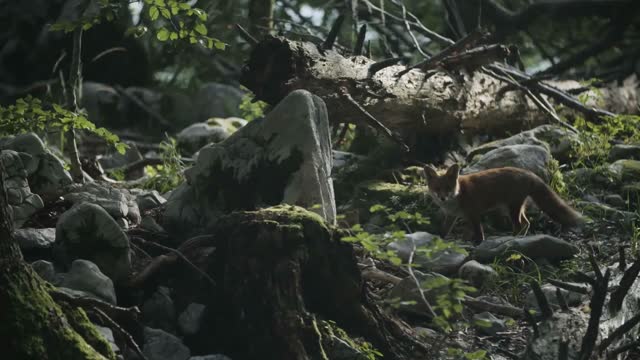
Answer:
[169,32,178,40]
[213,39,226,50]
[160,8,171,18]
[149,6,159,20]
[369,204,387,213]
[194,23,207,35]
[157,28,170,41]
[52,104,65,114]
[115,143,129,155]
[192,8,207,21]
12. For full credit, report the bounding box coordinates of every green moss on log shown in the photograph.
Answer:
[0,262,114,360]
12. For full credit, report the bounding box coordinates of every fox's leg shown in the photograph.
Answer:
[466,214,484,244]
[520,211,530,237]
[441,215,458,238]
[509,201,529,236]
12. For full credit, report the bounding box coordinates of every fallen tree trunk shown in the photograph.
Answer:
[240,35,638,141]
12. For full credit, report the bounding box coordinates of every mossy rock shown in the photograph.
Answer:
[609,159,640,182]
[564,167,618,192]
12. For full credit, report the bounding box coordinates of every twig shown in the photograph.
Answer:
[113,85,173,128]
[129,236,217,288]
[489,64,616,121]
[235,23,259,45]
[389,0,429,57]
[396,29,488,78]
[91,47,127,63]
[531,281,553,319]
[368,57,405,77]
[482,66,579,134]
[92,307,147,360]
[407,242,437,318]
[322,14,345,50]
[339,87,409,152]
[578,269,610,360]
[353,24,367,56]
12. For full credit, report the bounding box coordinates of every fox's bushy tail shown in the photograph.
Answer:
[530,181,583,227]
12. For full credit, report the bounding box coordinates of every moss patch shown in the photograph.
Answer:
[0,263,113,360]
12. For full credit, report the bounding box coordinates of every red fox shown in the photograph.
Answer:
[424,164,583,244]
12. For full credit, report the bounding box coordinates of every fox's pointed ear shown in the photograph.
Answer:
[446,164,461,178]
[423,165,438,181]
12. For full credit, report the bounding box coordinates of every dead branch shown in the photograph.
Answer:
[598,313,640,355]
[578,268,610,360]
[547,278,590,295]
[608,259,640,314]
[531,281,553,319]
[339,87,409,152]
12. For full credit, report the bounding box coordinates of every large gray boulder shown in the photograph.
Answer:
[176,122,231,155]
[143,327,190,360]
[387,232,467,275]
[609,144,640,161]
[164,90,336,236]
[55,203,131,282]
[458,260,497,287]
[142,286,176,332]
[14,228,55,251]
[524,283,586,311]
[0,150,44,227]
[1,133,73,199]
[58,259,117,304]
[468,125,579,163]
[193,83,245,121]
[464,144,552,182]
[63,182,141,227]
[177,303,206,336]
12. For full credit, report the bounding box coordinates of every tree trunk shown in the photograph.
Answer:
[0,156,113,360]
[240,36,638,140]
[248,0,274,34]
[188,206,429,360]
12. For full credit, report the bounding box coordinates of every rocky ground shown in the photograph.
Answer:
[2,85,639,360]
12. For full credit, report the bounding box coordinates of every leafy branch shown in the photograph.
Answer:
[0,96,127,154]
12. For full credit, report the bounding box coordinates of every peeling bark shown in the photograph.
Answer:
[241,36,639,141]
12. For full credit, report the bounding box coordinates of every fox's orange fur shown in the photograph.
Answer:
[424,164,583,244]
